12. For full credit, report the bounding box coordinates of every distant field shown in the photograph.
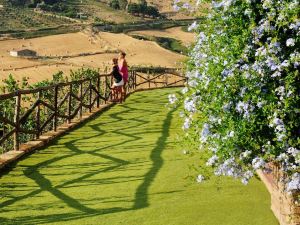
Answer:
[128,0,174,12]
[75,0,142,23]
[0,0,194,85]
[127,26,196,55]
[0,0,195,35]
[129,27,195,46]
[0,30,187,84]
[128,0,194,19]
[0,0,142,34]
[0,0,201,43]
[0,6,75,33]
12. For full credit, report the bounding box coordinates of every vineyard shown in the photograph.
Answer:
[0,0,156,35]
[0,0,76,33]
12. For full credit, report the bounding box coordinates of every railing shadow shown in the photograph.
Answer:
[0,89,179,224]
[133,108,175,209]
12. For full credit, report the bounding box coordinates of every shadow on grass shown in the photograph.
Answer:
[133,108,175,209]
[0,91,177,224]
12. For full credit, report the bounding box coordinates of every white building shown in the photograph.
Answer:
[10,49,37,58]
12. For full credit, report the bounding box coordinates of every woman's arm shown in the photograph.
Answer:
[118,59,124,75]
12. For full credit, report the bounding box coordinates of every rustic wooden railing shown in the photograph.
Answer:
[0,68,185,154]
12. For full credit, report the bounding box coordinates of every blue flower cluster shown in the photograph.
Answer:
[171,0,300,191]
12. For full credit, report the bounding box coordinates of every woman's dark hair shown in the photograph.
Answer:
[112,58,118,64]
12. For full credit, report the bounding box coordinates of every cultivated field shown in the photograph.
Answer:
[0,0,141,34]
[0,29,188,84]
[128,26,196,46]
[0,0,187,35]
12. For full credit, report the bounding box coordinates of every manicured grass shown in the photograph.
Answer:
[0,89,278,225]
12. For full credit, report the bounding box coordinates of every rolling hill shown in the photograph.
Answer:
[0,0,182,35]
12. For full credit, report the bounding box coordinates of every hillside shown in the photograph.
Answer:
[0,0,143,35]
[0,30,186,84]
[59,0,142,23]
[0,0,193,85]
[0,0,189,36]
[0,1,76,33]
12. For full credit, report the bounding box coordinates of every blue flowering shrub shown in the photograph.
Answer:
[171,0,300,192]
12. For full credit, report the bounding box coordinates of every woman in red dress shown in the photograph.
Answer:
[118,51,129,98]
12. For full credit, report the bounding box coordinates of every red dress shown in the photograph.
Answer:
[119,62,128,83]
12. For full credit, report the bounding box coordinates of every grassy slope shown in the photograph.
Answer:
[0,0,141,33]
[76,0,141,23]
[0,89,278,225]
[0,6,75,32]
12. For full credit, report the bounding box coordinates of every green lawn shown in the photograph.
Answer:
[0,88,278,225]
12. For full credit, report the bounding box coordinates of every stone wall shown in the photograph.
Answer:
[258,164,300,225]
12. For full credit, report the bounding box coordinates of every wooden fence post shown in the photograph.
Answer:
[134,71,137,90]
[148,70,150,89]
[89,79,92,113]
[79,82,83,119]
[14,92,21,151]
[0,110,5,152]
[68,84,72,124]
[0,127,3,139]
[53,85,58,132]
[1,111,5,139]
[165,73,168,87]
[36,91,41,139]
[96,76,100,108]
[105,75,108,103]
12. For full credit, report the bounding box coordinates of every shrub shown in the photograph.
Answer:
[109,0,120,10]
[145,5,159,17]
[127,3,139,14]
[118,0,128,10]
[9,0,28,6]
[44,0,60,4]
[127,2,160,17]
[172,0,300,191]
[28,0,42,8]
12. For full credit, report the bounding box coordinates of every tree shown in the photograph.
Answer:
[127,3,138,14]
[8,0,28,6]
[43,0,60,4]
[138,0,147,7]
[28,0,42,8]
[109,0,120,10]
[118,0,127,10]
[145,5,159,17]
[137,0,147,14]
